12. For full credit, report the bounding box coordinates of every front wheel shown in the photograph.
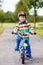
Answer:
[21,50,25,64]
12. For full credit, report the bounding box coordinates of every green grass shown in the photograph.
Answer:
[35,28,43,37]
[0,23,43,37]
[0,27,5,34]
[0,23,16,34]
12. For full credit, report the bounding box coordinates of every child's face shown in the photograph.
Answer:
[19,16,26,22]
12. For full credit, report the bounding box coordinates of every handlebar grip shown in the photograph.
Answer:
[12,32,17,35]
[34,32,36,35]
[29,32,36,35]
[12,32,14,34]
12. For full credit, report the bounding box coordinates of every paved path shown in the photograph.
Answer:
[0,28,43,65]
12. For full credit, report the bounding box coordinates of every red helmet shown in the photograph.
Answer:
[18,11,26,17]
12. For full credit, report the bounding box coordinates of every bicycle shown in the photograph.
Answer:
[19,37,28,64]
[12,29,36,64]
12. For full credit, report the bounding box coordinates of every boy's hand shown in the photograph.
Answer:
[32,32,36,35]
[29,32,36,35]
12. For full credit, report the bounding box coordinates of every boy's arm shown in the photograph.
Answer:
[12,24,19,34]
[29,25,36,35]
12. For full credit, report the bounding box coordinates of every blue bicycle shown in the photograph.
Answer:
[12,30,36,64]
[19,38,28,64]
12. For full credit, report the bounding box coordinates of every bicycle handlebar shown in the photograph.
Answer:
[12,31,36,36]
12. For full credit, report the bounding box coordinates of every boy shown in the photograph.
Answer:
[13,11,35,60]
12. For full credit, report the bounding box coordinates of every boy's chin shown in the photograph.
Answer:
[20,20,25,22]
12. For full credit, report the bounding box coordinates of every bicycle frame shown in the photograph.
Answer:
[19,38,28,64]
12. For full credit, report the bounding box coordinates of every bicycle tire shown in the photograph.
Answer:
[22,50,25,64]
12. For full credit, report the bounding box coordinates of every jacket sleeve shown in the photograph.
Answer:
[29,25,35,33]
[13,24,19,33]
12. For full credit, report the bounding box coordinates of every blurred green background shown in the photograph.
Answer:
[0,0,43,37]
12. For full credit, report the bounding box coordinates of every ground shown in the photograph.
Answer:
[0,28,43,65]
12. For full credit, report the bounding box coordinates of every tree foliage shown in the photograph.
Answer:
[13,0,30,22]
[0,10,5,23]
[0,0,43,23]
[21,0,43,28]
